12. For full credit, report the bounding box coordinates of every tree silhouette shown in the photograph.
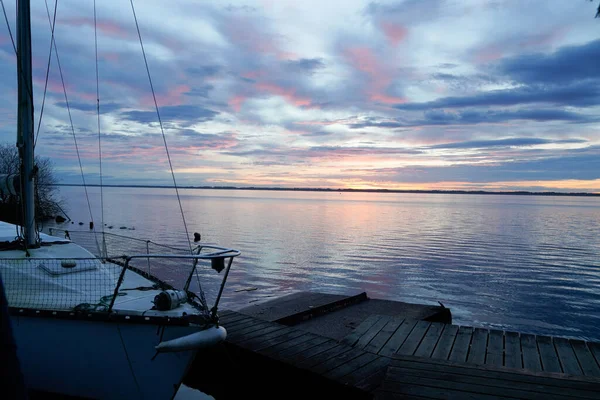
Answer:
[0,144,64,223]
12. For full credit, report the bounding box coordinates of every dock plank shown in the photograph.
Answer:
[384,364,586,400]
[449,326,473,362]
[389,357,600,398]
[431,324,459,360]
[379,377,516,400]
[261,332,317,357]
[504,331,522,369]
[364,317,404,354]
[468,328,489,365]
[273,335,330,360]
[235,326,294,348]
[311,347,366,374]
[296,344,353,369]
[379,319,417,357]
[341,315,385,347]
[285,339,339,364]
[486,329,504,367]
[537,335,562,373]
[225,318,267,334]
[227,323,284,343]
[521,334,542,372]
[355,315,392,349]
[251,329,306,352]
[340,356,391,387]
[220,312,252,325]
[325,352,380,380]
[397,320,431,356]
[588,342,600,368]
[570,340,600,377]
[554,338,583,375]
[413,321,445,358]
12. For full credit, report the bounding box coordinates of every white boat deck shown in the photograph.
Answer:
[0,221,204,318]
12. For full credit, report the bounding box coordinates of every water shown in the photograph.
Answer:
[47,186,600,342]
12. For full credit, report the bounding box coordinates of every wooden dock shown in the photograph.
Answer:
[342,314,600,378]
[208,310,600,399]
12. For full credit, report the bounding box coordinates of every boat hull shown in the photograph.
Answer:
[12,315,200,400]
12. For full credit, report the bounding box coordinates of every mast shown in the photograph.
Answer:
[16,0,36,247]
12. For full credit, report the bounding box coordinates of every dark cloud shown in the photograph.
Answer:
[420,109,595,124]
[184,85,214,98]
[225,145,421,161]
[120,105,219,125]
[186,65,222,77]
[397,81,600,110]
[364,146,600,183]
[401,40,600,114]
[301,130,334,137]
[54,101,122,114]
[175,129,238,149]
[284,58,325,74]
[428,138,587,150]
[349,108,595,129]
[366,0,446,23]
[498,39,600,85]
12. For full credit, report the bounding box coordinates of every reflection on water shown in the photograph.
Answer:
[50,187,600,341]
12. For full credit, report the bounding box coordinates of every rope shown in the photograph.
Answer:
[93,0,107,258]
[35,0,58,148]
[73,292,126,312]
[117,324,143,399]
[43,1,101,258]
[129,0,207,309]
[0,0,15,55]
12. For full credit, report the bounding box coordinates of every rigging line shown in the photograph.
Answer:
[129,0,207,309]
[93,0,106,257]
[35,0,58,148]
[45,6,101,258]
[0,0,15,54]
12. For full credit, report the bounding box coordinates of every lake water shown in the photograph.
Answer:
[46,186,600,342]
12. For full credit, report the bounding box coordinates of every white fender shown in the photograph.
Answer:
[155,326,227,352]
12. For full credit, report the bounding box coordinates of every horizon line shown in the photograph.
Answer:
[50,184,600,197]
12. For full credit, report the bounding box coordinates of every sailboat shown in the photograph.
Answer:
[0,2,240,399]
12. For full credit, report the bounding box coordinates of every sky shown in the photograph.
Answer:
[0,0,599,192]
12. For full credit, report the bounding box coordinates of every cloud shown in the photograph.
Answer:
[397,82,600,110]
[55,101,122,114]
[348,108,596,129]
[428,138,587,150]
[284,58,325,74]
[120,105,219,125]
[498,39,600,85]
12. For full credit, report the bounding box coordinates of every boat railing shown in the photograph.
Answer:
[109,249,241,317]
[47,228,223,282]
[1,247,240,319]
[5,228,242,318]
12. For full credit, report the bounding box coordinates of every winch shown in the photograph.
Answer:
[153,290,187,311]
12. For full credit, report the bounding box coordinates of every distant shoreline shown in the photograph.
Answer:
[52,184,600,197]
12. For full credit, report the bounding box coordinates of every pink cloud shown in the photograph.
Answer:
[241,70,264,80]
[101,52,120,62]
[61,17,132,39]
[343,46,406,105]
[255,82,312,107]
[224,16,296,60]
[140,84,190,107]
[381,22,408,46]
[229,95,247,112]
